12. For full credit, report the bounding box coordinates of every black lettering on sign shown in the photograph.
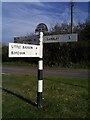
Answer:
[47,37,59,41]
[13,45,21,49]
[11,51,13,54]
[11,45,13,48]
[20,52,25,54]
[69,36,71,40]
[23,46,33,49]
[11,51,25,55]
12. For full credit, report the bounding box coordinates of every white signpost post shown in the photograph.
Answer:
[9,23,78,109]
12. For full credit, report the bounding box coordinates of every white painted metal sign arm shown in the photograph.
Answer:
[43,33,78,43]
[9,43,40,57]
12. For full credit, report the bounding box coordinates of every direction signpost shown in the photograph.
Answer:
[9,23,78,109]
[9,43,40,57]
[14,33,77,44]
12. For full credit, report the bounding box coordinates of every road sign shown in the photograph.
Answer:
[14,35,39,45]
[43,33,78,43]
[9,43,40,57]
[14,33,77,44]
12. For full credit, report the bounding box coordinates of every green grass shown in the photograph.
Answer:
[2,61,89,69]
[2,74,88,119]
[2,61,37,68]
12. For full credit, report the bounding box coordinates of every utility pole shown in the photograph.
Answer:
[71,0,74,33]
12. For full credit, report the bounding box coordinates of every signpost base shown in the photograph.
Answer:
[37,92,42,108]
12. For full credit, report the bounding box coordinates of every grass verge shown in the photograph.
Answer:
[2,74,88,118]
[2,61,89,69]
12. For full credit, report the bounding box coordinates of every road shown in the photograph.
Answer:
[2,66,89,79]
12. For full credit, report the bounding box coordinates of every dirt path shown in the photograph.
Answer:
[2,66,88,79]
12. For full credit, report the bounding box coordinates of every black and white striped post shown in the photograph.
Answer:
[35,23,48,108]
[37,31,43,108]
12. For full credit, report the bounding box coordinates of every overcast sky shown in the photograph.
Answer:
[1,2,89,44]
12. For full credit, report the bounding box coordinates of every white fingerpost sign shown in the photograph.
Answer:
[9,43,40,57]
[43,33,78,43]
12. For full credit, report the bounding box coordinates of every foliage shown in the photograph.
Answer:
[43,21,90,67]
[2,44,9,62]
[2,21,90,68]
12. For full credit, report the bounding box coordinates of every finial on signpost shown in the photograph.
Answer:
[35,23,48,33]
[35,23,48,109]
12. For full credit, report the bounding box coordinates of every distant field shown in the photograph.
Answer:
[2,74,88,118]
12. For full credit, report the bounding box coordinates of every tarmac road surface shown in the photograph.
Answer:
[2,66,89,79]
